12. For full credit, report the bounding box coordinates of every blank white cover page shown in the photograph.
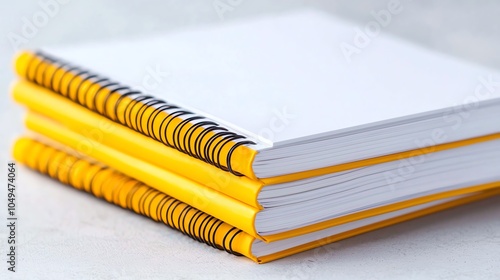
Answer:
[44,9,500,146]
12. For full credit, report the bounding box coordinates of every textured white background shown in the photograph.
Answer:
[1,1,500,279]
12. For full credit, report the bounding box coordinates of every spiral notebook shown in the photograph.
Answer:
[12,137,500,263]
[16,108,500,242]
[12,9,500,242]
[13,9,500,181]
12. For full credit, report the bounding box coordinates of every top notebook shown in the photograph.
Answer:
[15,9,500,179]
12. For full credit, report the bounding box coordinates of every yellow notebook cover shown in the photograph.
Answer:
[12,80,500,211]
[15,51,258,179]
[20,110,500,242]
[13,137,500,264]
[14,51,500,182]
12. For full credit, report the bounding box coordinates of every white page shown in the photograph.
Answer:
[44,9,500,147]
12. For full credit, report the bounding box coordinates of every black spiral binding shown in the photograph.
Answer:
[24,51,256,176]
[21,139,245,257]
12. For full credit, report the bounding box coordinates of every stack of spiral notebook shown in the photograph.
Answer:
[10,10,500,263]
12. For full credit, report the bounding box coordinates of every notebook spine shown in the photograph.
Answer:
[17,139,244,256]
[22,51,255,176]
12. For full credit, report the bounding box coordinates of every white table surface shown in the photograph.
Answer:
[1,1,499,279]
